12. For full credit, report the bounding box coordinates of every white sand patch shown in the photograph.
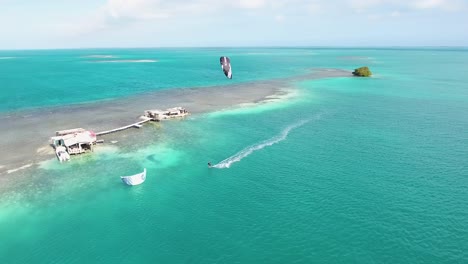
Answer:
[7,163,33,174]
[90,145,120,159]
[39,145,121,171]
[209,87,302,117]
[36,145,54,155]
[38,158,62,171]
[84,55,116,58]
[92,59,157,63]
[245,52,272,55]
[125,144,185,169]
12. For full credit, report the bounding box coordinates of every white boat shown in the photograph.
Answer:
[55,146,70,162]
[121,168,146,186]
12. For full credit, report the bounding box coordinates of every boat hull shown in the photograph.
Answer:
[55,146,70,162]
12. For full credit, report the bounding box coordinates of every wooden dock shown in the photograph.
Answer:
[96,117,152,136]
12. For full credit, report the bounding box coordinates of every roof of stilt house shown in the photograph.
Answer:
[51,130,96,147]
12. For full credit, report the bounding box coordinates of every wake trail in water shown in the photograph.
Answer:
[212,114,321,169]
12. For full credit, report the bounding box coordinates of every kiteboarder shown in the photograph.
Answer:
[208,162,212,168]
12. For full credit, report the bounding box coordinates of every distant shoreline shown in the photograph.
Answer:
[1,46,467,52]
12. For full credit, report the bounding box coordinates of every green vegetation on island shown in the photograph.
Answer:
[352,66,372,77]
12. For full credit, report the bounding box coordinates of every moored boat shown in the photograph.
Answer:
[55,146,70,162]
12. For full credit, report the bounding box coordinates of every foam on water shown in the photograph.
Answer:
[38,145,120,171]
[83,55,116,58]
[120,144,185,169]
[244,52,273,55]
[90,59,157,63]
[208,88,305,118]
[38,143,184,173]
[212,114,321,169]
[7,164,33,174]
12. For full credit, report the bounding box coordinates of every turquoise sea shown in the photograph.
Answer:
[1,48,468,263]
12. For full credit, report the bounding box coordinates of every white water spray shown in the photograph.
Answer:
[212,115,321,169]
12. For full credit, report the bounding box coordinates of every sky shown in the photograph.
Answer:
[0,0,467,49]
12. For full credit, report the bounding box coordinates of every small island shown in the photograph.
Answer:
[352,66,372,77]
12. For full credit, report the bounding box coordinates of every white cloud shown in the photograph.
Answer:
[106,0,169,20]
[390,10,401,17]
[90,0,275,27]
[411,0,467,10]
[68,0,216,35]
[307,2,322,14]
[349,0,467,12]
[274,14,285,22]
[69,0,310,35]
[65,0,467,36]
[349,0,383,11]
[270,1,287,9]
[367,13,383,20]
[238,0,266,9]
[411,0,444,9]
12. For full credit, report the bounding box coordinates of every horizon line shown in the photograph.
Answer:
[1,45,468,51]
